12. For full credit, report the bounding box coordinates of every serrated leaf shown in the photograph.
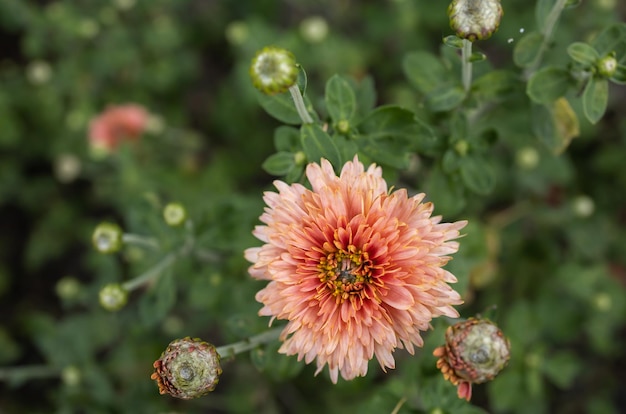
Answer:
[514,32,544,68]
[567,42,599,66]
[262,152,295,176]
[426,84,466,112]
[403,51,449,94]
[325,74,356,124]
[582,77,608,124]
[139,271,176,328]
[460,155,496,195]
[300,123,341,168]
[526,67,571,104]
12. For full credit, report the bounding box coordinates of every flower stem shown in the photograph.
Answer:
[0,365,60,382]
[122,251,177,291]
[525,0,568,76]
[122,233,160,250]
[215,327,283,360]
[462,39,473,93]
[289,84,314,124]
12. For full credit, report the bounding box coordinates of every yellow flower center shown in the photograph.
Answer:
[318,244,373,303]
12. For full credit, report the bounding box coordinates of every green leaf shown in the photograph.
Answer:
[325,74,356,124]
[472,70,520,101]
[591,23,626,64]
[353,75,377,121]
[403,51,449,94]
[610,64,626,84]
[443,35,464,49]
[300,123,342,168]
[459,155,496,195]
[526,67,571,104]
[426,84,466,112]
[541,351,582,389]
[513,31,544,68]
[531,99,580,154]
[358,105,436,151]
[256,68,310,124]
[262,152,295,176]
[139,271,177,328]
[274,125,300,152]
[425,167,466,216]
[567,42,599,66]
[582,77,609,124]
[535,0,555,29]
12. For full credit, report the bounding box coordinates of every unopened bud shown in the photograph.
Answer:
[92,222,123,254]
[250,47,298,95]
[99,283,128,311]
[163,202,187,227]
[336,120,350,135]
[151,337,222,399]
[61,365,81,387]
[448,0,503,42]
[300,16,329,43]
[433,318,510,401]
[516,146,539,170]
[597,53,617,78]
[572,195,594,217]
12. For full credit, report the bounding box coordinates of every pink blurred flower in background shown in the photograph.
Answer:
[245,156,467,383]
[88,104,149,153]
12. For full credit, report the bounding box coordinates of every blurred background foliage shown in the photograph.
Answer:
[1,0,625,413]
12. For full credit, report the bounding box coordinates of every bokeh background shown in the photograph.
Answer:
[1,0,625,413]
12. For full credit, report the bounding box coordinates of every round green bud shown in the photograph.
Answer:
[61,365,81,387]
[337,120,350,135]
[55,277,82,301]
[572,195,594,218]
[26,60,52,85]
[596,53,617,77]
[448,0,503,42]
[300,16,329,43]
[454,140,469,156]
[225,21,249,45]
[515,146,539,170]
[151,337,222,399]
[163,202,187,227]
[92,222,123,254]
[99,283,128,311]
[294,151,307,166]
[250,46,299,95]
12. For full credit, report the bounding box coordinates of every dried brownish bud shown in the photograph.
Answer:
[151,337,222,399]
[448,0,503,42]
[433,318,510,401]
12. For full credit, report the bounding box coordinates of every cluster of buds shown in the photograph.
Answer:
[448,0,503,42]
[433,318,510,401]
[151,337,222,399]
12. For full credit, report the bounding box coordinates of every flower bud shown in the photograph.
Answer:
[448,0,503,42]
[151,337,222,399]
[250,47,298,95]
[596,53,617,78]
[61,365,81,387]
[99,283,128,311]
[300,16,329,43]
[163,202,187,227]
[92,222,123,254]
[433,318,510,401]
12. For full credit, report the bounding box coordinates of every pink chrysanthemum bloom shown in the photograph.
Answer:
[88,104,149,153]
[245,156,467,383]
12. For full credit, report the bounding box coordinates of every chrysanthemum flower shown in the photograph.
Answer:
[245,156,467,383]
[88,104,149,153]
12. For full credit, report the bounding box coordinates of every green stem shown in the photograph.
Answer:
[289,84,314,124]
[216,327,283,360]
[526,0,568,76]
[0,365,60,382]
[122,251,177,291]
[462,39,473,92]
[122,233,160,250]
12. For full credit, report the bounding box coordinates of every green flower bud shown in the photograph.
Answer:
[92,222,123,254]
[596,53,617,78]
[55,277,82,301]
[61,365,81,387]
[294,151,307,166]
[250,47,298,95]
[163,202,187,227]
[434,318,510,401]
[151,337,222,399]
[448,0,503,42]
[454,140,469,156]
[336,120,350,135]
[572,195,594,218]
[99,283,128,311]
[300,16,329,43]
